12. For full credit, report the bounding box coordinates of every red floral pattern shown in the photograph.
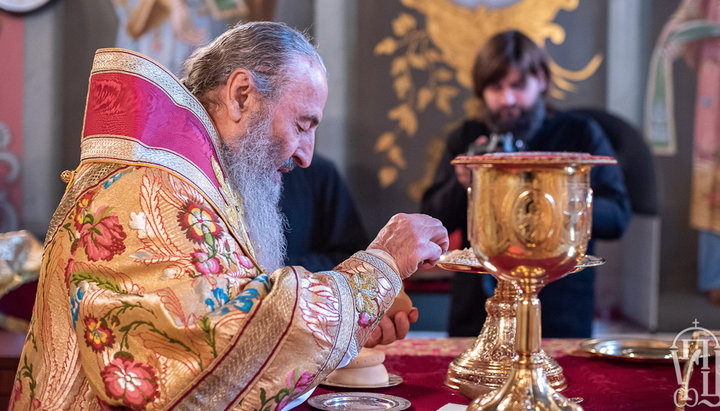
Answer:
[77,206,127,262]
[8,380,22,411]
[192,250,222,275]
[74,191,96,230]
[84,316,115,353]
[178,203,222,244]
[101,356,159,410]
[237,254,254,269]
[63,255,75,288]
[357,311,375,328]
[277,370,314,410]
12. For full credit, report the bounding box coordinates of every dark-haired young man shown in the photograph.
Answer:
[421,30,631,338]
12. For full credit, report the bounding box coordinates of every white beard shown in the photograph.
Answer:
[220,111,288,272]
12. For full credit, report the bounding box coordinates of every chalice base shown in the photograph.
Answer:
[446,347,566,394]
[467,358,581,411]
[446,358,508,392]
[444,281,566,393]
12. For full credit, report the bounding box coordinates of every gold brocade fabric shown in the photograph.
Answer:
[10,49,403,410]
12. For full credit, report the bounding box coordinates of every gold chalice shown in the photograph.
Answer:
[439,248,604,396]
[452,152,615,410]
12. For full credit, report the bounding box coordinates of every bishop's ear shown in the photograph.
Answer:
[223,68,254,122]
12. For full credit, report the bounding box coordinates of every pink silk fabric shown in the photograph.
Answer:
[83,70,222,189]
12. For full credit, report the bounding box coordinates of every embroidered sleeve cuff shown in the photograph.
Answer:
[363,249,401,278]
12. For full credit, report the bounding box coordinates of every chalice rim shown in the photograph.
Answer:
[452,151,616,166]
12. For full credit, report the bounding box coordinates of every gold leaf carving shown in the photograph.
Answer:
[548,53,603,95]
[408,54,428,70]
[434,68,453,82]
[435,86,458,115]
[397,0,592,90]
[549,88,566,100]
[391,57,409,76]
[425,49,442,63]
[373,0,601,194]
[550,54,602,80]
[389,104,418,135]
[392,12,417,36]
[388,146,407,169]
[393,74,412,99]
[375,132,396,152]
[552,76,577,93]
[408,137,446,202]
[464,98,482,120]
[379,166,398,188]
[374,37,398,55]
[417,87,434,110]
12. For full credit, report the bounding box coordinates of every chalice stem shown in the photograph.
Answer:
[516,293,541,357]
[468,291,582,410]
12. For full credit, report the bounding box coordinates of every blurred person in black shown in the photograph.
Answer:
[280,153,419,346]
[280,153,369,272]
[421,30,631,338]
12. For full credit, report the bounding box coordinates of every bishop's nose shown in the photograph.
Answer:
[293,134,315,168]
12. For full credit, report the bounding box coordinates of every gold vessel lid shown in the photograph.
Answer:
[452,151,616,166]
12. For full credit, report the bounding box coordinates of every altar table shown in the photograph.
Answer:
[297,337,714,411]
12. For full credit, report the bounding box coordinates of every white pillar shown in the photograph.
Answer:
[605,0,660,332]
[22,2,63,237]
[606,0,648,128]
[313,0,357,174]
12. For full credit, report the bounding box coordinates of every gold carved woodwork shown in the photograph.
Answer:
[373,0,602,195]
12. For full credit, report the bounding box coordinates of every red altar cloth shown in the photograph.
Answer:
[297,338,718,411]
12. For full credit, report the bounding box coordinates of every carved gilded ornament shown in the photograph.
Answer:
[373,0,602,196]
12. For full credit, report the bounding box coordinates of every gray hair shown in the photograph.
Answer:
[183,21,325,107]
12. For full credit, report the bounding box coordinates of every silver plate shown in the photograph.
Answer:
[308,392,411,410]
[580,337,712,363]
[321,373,403,389]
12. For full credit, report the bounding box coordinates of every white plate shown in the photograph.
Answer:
[308,392,410,410]
[321,373,403,389]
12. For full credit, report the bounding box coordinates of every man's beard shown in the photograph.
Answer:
[220,108,291,272]
[485,98,545,142]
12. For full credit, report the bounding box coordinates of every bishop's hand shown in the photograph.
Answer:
[367,213,448,280]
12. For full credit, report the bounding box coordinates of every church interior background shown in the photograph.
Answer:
[0,0,716,341]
